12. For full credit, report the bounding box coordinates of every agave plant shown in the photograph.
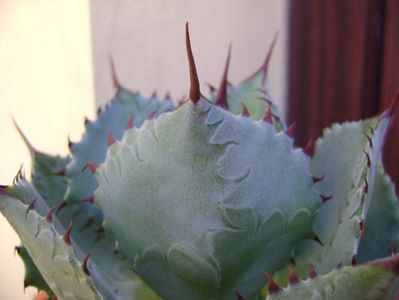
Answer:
[1,23,399,300]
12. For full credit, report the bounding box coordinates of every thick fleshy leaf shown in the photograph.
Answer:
[13,119,69,208]
[95,97,321,300]
[266,255,399,300]
[31,152,69,208]
[304,103,394,272]
[15,245,54,297]
[273,103,394,287]
[5,179,160,300]
[357,166,399,262]
[66,88,175,203]
[303,118,378,273]
[0,190,101,300]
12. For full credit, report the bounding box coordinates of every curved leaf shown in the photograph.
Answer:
[266,255,399,300]
[0,190,102,300]
[357,166,399,262]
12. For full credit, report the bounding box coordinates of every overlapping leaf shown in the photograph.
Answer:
[357,166,399,262]
[266,255,399,300]
[66,87,175,204]
[95,97,320,300]
[0,188,101,300]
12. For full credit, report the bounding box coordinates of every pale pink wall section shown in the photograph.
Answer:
[0,1,94,299]
[90,0,288,117]
[0,1,287,299]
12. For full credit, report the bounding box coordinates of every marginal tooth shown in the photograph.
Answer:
[285,122,296,138]
[287,263,299,284]
[307,264,317,278]
[82,163,97,174]
[234,290,245,300]
[321,194,333,202]
[263,271,280,294]
[108,134,116,146]
[312,175,324,184]
[82,254,91,276]
[63,221,74,246]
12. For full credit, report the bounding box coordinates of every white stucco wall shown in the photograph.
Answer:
[91,0,288,117]
[0,1,94,299]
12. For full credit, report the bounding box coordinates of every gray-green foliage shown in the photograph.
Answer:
[1,26,399,300]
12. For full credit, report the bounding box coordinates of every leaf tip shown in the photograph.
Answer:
[185,22,201,104]
[215,44,232,108]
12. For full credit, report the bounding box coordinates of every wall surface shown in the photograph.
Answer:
[0,1,94,299]
[0,0,286,298]
[90,0,288,117]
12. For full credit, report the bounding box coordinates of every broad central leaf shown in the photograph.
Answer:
[95,97,320,299]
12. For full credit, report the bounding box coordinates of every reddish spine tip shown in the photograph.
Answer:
[365,134,373,148]
[82,254,91,276]
[242,106,250,117]
[147,113,155,120]
[303,138,315,157]
[63,221,73,246]
[126,118,134,129]
[312,175,324,184]
[307,264,317,278]
[108,134,116,146]
[313,235,324,246]
[82,196,94,203]
[215,44,231,109]
[363,151,371,168]
[233,290,245,300]
[46,206,57,223]
[260,31,279,82]
[363,178,369,194]
[263,271,280,294]
[287,264,300,285]
[286,122,296,138]
[84,117,90,126]
[359,218,365,232]
[321,194,333,202]
[27,199,37,212]
[57,201,67,214]
[185,22,201,104]
[264,109,273,124]
[54,169,66,176]
[68,138,75,149]
[82,163,97,174]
